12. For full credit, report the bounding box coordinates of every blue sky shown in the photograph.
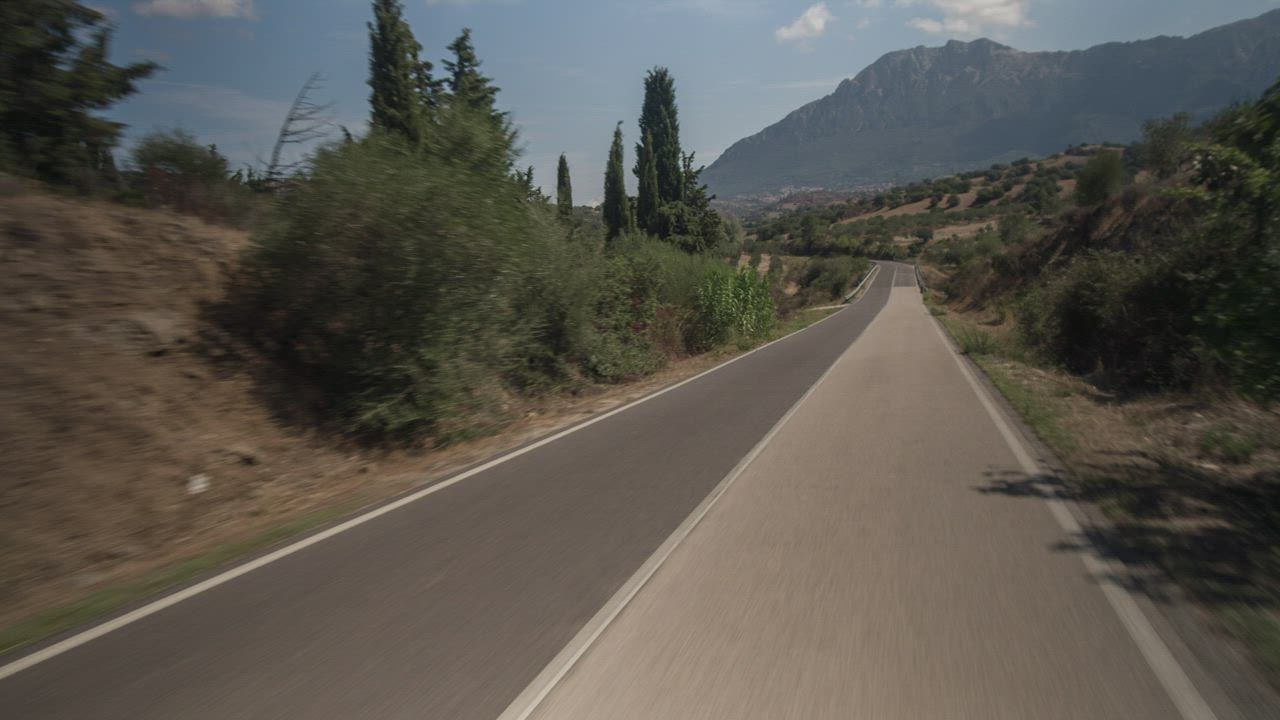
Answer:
[98,0,1279,202]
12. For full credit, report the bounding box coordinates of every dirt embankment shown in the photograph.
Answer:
[0,188,736,631]
[0,191,372,625]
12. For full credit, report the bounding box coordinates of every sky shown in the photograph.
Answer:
[96,0,1280,202]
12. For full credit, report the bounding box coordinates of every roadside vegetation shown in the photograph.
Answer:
[0,0,881,445]
[0,0,883,651]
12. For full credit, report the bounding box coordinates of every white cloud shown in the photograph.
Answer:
[907,17,946,32]
[856,17,871,29]
[905,0,1032,36]
[848,0,882,7]
[776,3,834,44]
[132,0,255,19]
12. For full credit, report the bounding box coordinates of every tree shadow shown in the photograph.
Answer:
[978,459,1280,611]
[191,294,403,450]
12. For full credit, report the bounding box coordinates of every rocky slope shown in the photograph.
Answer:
[704,9,1280,198]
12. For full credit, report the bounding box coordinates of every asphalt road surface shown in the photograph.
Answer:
[0,263,1207,719]
[527,276,1187,720]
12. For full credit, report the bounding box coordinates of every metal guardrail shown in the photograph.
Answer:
[843,263,881,303]
[915,264,927,294]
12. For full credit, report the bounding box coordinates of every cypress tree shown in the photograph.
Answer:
[556,153,573,221]
[636,68,684,205]
[635,129,660,233]
[433,28,516,175]
[445,29,501,121]
[0,1,158,184]
[655,106,683,204]
[367,0,433,146]
[603,123,633,239]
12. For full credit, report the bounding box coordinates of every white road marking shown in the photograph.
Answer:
[924,293,1220,720]
[495,272,892,720]
[0,282,872,682]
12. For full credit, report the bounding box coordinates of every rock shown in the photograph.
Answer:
[219,446,260,466]
[186,473,211,494]
[68,572,105,589]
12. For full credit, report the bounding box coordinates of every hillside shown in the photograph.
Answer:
[703,9,1280,199]
[0,187,393,627]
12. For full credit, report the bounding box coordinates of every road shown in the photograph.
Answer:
[0,263,1208,719]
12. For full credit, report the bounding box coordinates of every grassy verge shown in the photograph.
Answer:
[936,315,1076,454]
[770,307,843,341]
[0,504,354,657]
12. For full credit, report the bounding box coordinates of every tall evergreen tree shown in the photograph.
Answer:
[517,165,546,203]
[367,0,434,145]
[442,28,515,173]
[680,151,723,251]
[603,122,633,239]
[635,129,660,232]
[0,1,158,184]
[444,29,501,120]
[556,153,573,221]
[635,68,684,204]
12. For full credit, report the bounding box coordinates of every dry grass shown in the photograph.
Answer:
[933,221,992,240]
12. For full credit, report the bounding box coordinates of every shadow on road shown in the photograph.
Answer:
[977,461,1280,613]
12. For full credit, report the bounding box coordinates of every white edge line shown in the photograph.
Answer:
[495,280,889,720]
[0,275,878,683]
[924,304,1220,720]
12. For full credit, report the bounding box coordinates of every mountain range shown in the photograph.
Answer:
[702,10,1280,199]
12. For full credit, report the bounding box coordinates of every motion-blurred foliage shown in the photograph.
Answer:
[225,125,777,438]
[229,127,535,438]
[1014,77,1280,397]
[0,1,157,188]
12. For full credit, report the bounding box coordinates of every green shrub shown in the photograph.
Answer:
[998,212,1033,246]
[1199,427,1259,464]
[582,249,664,382]
[608,233,724,308]
[1015,250,1204,387]
[954,326,998,356]
[229,131,547,437]
[128,128,262,226]
[507,215,602,390]
[928,228,1001,268]
[1139,113,1192,179]
[693,266,775,350]
[799,256,868,300]
[1075,151,1128,206]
